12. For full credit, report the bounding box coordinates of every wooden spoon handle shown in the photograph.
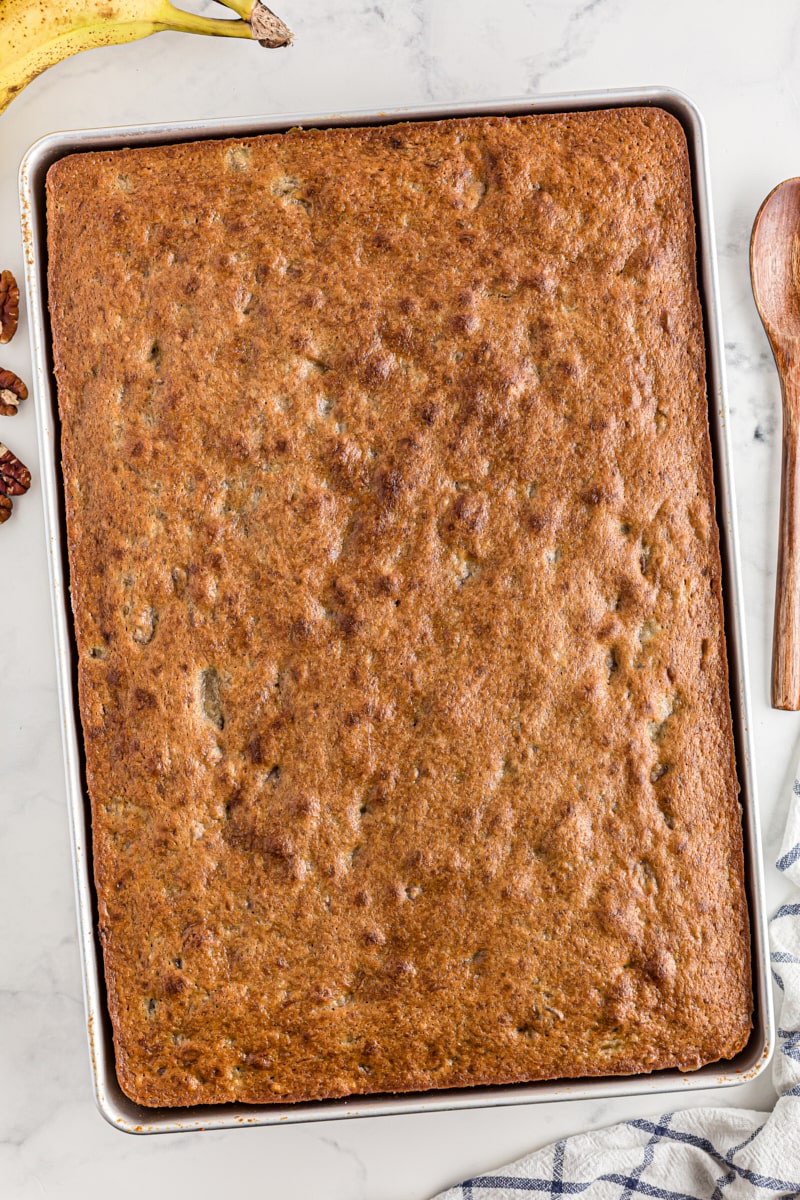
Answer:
[773,376,800,709]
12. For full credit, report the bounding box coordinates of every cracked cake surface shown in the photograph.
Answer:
[46,108,751,1107]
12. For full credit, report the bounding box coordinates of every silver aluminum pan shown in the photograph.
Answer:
[19,87,773,1135]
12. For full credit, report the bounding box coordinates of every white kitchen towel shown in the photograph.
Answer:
[432,774,800,1199]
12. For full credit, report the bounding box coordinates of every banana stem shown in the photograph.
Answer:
[211,0,253,17]
[158,5,252,39]
[159,2,292,46]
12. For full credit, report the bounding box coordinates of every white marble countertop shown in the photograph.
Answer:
[1,1,798,1195]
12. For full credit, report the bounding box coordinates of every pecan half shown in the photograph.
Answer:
[0,443,31,496]
[0,495,11,524]
[0,271,19,344]
[0,368,27,416]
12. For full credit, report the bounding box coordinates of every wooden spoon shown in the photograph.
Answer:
[751,178,800,709]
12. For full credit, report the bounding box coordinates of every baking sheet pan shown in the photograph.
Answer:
[19,86,774,1134]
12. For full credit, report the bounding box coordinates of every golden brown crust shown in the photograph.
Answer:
[46,108,752,1108]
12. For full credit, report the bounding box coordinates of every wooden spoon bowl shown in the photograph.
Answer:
[751,178,800,710]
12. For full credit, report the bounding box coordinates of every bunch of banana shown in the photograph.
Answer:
[0,0,292,117]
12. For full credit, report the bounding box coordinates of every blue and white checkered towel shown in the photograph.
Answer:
[432,774,800,1199]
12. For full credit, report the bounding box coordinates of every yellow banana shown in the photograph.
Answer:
[0,0,292,117]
